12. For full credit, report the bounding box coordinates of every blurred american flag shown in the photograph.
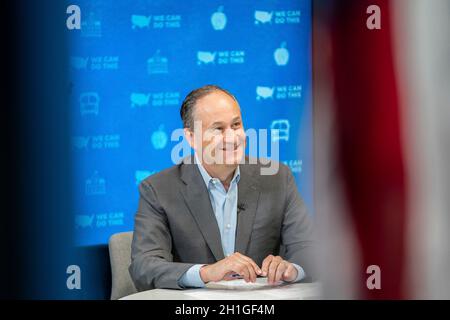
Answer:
[313,0,450,299]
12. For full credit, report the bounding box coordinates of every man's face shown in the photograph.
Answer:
[187,91,246,166]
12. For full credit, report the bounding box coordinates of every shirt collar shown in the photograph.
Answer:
[194,153,241,188]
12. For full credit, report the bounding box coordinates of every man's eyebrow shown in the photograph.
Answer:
[209,121,225,128]
[209,117,242,128]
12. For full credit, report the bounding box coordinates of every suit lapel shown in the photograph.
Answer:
[235,165,260,255]
[179,158,225,261]
[179,157,261,260]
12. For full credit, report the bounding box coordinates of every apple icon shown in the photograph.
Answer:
[151,125,168,150]
[211,6,227,30]
[274,42,290,66]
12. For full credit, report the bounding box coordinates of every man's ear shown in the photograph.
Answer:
[184,128,195,149]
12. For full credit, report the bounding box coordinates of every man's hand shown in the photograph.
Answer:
[261,255,298,284]
[199,252,262,283]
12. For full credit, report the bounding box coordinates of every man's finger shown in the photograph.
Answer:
[282,263,297,282]
[245,263,256,282]
[242,259,258,282]
[234,259,255,282]
[236,264,250,282]
[238,254,262,275]
[223,271,239,281]
[261,255,273,277]
[226,256,251,282]
[274,261,288,283]
[267,257,281,284]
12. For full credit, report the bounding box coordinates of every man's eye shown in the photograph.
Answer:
[232,122,241,128]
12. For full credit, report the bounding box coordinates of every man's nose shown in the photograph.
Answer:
[223,128,236,143]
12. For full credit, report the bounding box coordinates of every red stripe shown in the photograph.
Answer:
[329,0,407,299]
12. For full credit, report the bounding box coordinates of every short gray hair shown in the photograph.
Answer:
[180,85,237,129]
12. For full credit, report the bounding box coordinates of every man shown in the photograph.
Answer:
[129,85,316,290]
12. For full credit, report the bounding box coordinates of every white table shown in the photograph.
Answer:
[121,282,321,300]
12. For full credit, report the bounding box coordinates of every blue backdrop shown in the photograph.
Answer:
[69,0,313,246]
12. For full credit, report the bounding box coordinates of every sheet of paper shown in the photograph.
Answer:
[205,277,282,290]
[262,283,321,300]
[184,282,322,300]
[184,289,272,300]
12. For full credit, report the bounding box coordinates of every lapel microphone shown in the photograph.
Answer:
[237,202,247,214]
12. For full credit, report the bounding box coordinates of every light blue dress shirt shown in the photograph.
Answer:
[179,156,305,288]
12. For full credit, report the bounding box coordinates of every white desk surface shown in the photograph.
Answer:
[121,281,321,300]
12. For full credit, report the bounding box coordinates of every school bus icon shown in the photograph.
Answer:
[270,119,290,142]
[80,92,99,116]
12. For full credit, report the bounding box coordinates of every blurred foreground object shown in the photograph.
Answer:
[313,0,450,299]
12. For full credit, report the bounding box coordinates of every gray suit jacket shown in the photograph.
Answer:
[129,156,316,291]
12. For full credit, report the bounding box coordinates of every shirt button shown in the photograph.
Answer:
[226,224,231,229]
